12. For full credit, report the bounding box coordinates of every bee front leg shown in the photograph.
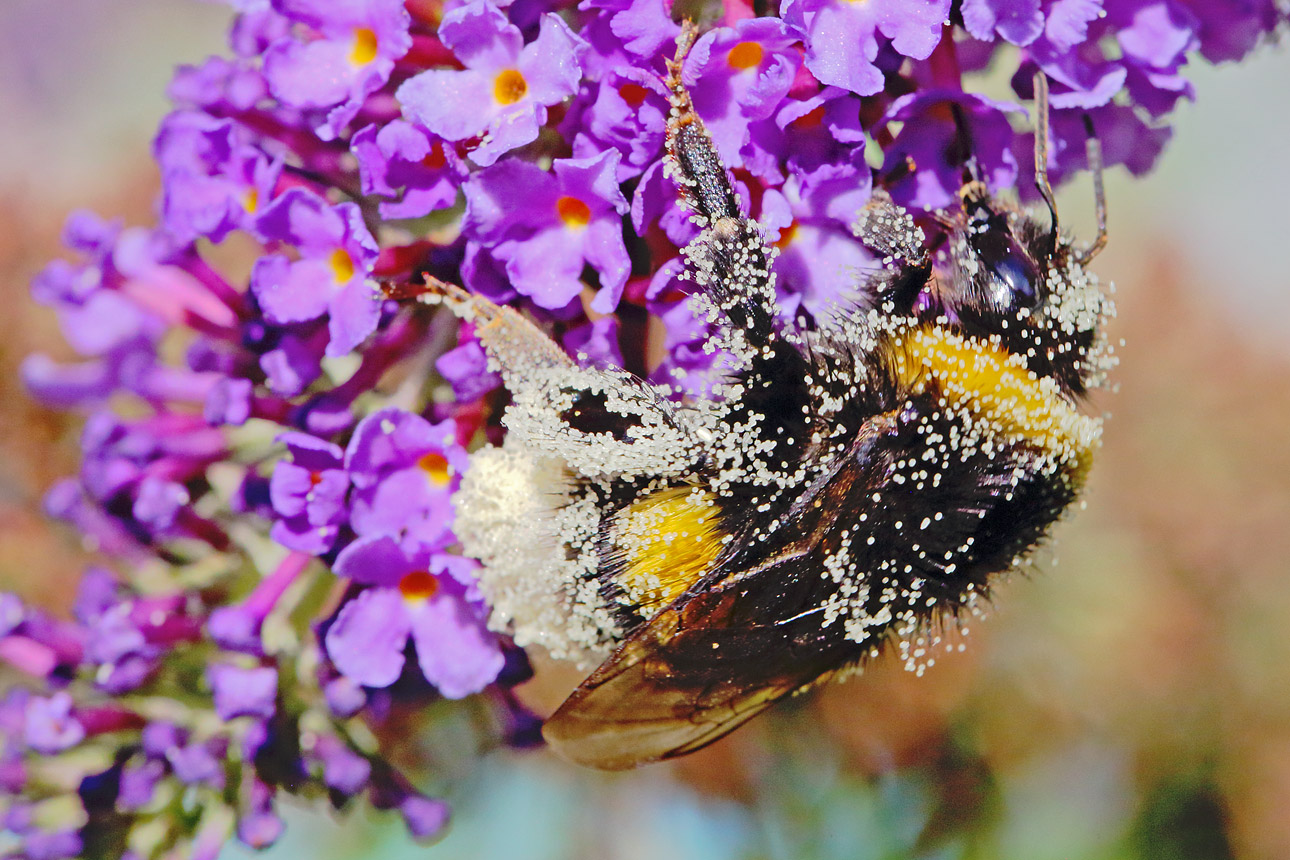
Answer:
[663,23,779,355]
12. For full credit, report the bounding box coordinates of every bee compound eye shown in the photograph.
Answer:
[973,213,1042,312]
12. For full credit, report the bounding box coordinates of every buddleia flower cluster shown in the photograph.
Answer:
[5,0,1284,855]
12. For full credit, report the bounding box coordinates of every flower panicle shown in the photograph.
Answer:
[9,0,1285,855]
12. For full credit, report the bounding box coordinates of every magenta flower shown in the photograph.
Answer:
[782,0,951,96]
[326,539,503,696]
[464,149,630,312]
[262,0,413,139]
[396,0,586,166]
[352,120,465,219]
[251,189,381,356]
[12,0,1285,855]
[269,432,348,553]
[344,408,468,549]
[684,17,803,164]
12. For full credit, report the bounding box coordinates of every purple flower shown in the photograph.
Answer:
[397,1,587,166]
[263,0,413,139]
[760,180,874,315]
[237,779,285,849]
[344,408,469,547]
[578,0,681,74]
[564,68,671,179]
[259,324,327,396]
[118,759,166,811]
[464,149,630,312]
[16,0,1287,855]
[435,329,502,403]
[1178,0,1283,63]
[783,0,951,95]
[745,87,869,216]
[166,739,226,788]
[881,90,1025,210]
[311,734,371,795]
[398,794,451,840]
[269,432,349,553]
[326,538,503,696]
[154,110,281,244]
[251,189,382,356]
[961,0,1045,46]
[352,120,465,219]
[24,693,85,755]
[209,552,312,654]
[684,17,802,165]
[16,829,82,860]
[370,775,451,840]
[209,664,279,720]
[168,54,269,113]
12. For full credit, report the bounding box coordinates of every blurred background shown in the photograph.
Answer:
[2,3,1289,859]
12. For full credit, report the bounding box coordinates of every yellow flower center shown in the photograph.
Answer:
[399,570,438,603]
[493,69,528,105]
[329,248,356,284]
[556,196,592,228]
[418,451,452,486]
[350,27,379,65]
[242,187,259,214]
[727,41,764,70]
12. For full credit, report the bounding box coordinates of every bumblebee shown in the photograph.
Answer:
[435,28,1115,769]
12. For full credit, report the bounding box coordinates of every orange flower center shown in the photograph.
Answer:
[421,141,447,170]
[618,83,650,108]
[418,451,451,486]
[727,41,764,71]
[774,221,798,249]
[329,248,356,284]
[242,187,259,214]
[556,196,592,228]
[493,69,528,105]
[350,27,379,65]
[399,570,438,602]
[794,105,826,128]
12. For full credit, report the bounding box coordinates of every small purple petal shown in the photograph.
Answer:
[208,664,278,720]
[325,588,413,688]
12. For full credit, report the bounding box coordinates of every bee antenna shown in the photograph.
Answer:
[1032,71,1061,253]
[1077,112,1109,264]
[948,101,982,185]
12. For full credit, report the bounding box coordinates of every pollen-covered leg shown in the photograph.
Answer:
[664,23,778,350]
[386,276,573,377]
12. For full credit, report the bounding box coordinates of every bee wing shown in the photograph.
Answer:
[542,565,853,769]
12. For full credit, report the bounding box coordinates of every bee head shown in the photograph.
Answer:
[935,181,1111,396]
[957,181,1044,314]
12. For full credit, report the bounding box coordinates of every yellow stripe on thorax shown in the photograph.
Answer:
[614,487,723,617]
[891,325,1101,472]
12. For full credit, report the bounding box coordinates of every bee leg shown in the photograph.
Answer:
[662,24,814,452]
[1032,71,1061,255]
[382,277,573,374]
[664,22,778,351]
[1076,112,1109,264]
[852,189,927,266]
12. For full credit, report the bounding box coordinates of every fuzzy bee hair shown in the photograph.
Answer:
[424,26,1116,769]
